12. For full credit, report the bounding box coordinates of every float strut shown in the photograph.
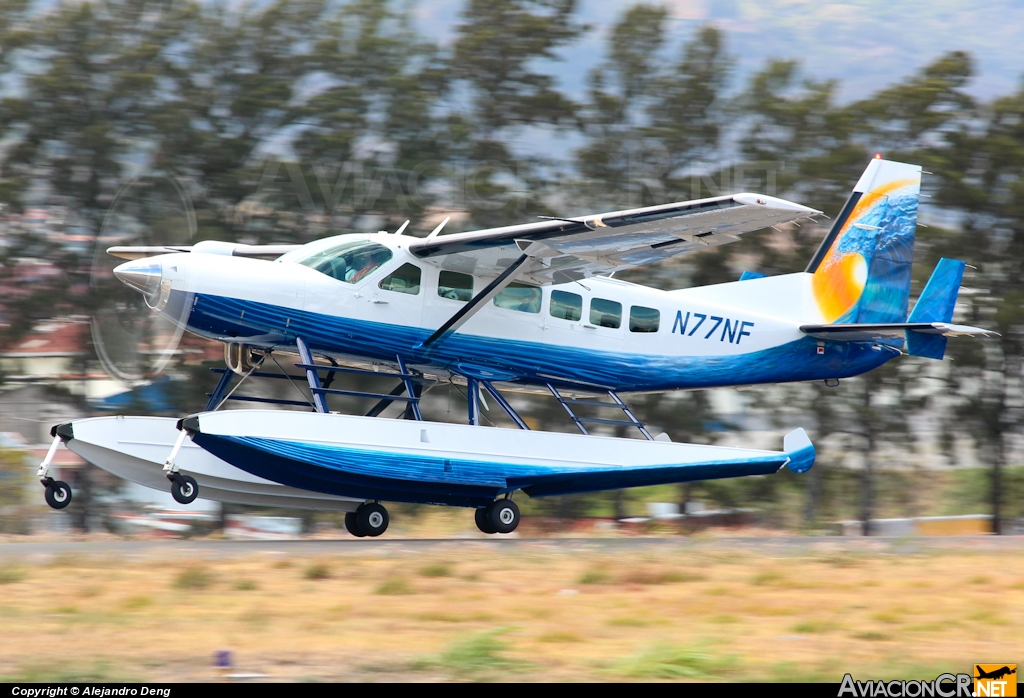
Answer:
[296,336,329,413]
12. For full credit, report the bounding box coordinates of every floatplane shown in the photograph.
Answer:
[37,157,992,536]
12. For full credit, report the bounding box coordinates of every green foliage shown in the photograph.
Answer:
[375,577,413,595]
[614,644,734,680]
[418,563,452,578]
[173,566,214,590]
[0,661,138,682]
[303,562,332,580]
[431,628,531,678]
[0,448,30,534]
[577,569,609,585]
[0,565,27,584]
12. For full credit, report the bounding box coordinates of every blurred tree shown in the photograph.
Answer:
[448,0,586,228]
[932,77,1024,534]
[0,445,30,534]
[577,10,731,211]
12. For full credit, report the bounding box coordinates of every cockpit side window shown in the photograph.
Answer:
[281,238,393,284]
[379,263,422,295]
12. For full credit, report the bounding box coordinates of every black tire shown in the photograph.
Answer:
[345,511,366,537]
[475,507,497,534]
[44,481,72,510]
[356,502,389,537]
[170,474,199,504]
[487,499,520,534]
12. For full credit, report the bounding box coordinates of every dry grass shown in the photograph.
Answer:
[0,541,1021,681]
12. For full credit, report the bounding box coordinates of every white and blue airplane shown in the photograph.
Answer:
[39,157,992,536]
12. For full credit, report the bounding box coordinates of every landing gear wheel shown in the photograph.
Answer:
[44,480,72,510]
[487,499,520,534]
[170,474,199,504]
[345,511,367,537]
[475,507,497,534]
[356,502,389,537]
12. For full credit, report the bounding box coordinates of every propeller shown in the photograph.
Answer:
[90,175,197,383]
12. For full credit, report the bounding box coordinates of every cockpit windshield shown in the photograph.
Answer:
[278,236,393,284]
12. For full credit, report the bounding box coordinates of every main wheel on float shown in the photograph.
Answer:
[355,502,389,537]
[486,499,520,534]
[345,511,367,537]
[475,507,497,534]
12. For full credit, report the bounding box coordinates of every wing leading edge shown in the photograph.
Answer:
[408,194,820,284]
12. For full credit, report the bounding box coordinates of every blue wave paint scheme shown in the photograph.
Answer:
[836,192,918,325]
[173,291,898,393]
[190,432,792,506]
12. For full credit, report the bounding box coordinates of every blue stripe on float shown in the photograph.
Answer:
[191,432,790,507]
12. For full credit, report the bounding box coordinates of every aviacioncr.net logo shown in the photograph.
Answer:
[839,673,973,697]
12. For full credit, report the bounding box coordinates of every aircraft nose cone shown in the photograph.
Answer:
[113,261,163,298]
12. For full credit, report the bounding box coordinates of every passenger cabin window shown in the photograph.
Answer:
[590,298,622,329]
[629,305,660,333]
[279,237,392,284]
[379,263,422,295]
[493,282,541,313]
[438,270,473,302]
[549,290,582,321]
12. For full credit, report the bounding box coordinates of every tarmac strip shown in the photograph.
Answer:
[0,534,1021,561]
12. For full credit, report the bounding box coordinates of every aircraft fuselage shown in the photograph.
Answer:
[129,232,896,392]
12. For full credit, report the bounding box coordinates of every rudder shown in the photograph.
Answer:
[906,258,966,359]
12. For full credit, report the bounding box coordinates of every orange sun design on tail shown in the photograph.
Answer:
[812,251,867,322]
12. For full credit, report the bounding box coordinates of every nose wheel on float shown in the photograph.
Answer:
[474,498,520,535]
[345,502,389,537]
[168,473,199,504]
[41,477,73,510]
[162,428,199,504]
[36,433,73,510]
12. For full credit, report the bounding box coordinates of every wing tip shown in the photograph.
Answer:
[732,193,822,215]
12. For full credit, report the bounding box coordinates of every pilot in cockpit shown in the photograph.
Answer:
[345,249,391,283]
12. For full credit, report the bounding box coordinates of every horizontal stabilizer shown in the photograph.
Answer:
[800,322,996,342]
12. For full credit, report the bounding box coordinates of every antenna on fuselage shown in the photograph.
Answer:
[426,216,451,239]
[394,220,410,236]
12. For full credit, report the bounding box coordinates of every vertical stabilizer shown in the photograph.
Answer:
[906,258,966,359]
[807,158,922,324]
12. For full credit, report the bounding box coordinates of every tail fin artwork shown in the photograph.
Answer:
[806,157,922,325]
[799,159,993,354]
[905,258,966,359]
[800,255,995,355]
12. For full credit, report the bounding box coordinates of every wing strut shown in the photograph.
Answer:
[419,250,531,349]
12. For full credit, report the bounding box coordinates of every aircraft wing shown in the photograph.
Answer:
[408,194,820,284]
[107,243,300,261]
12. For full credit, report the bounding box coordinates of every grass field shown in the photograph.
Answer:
[0,537,1021,682]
